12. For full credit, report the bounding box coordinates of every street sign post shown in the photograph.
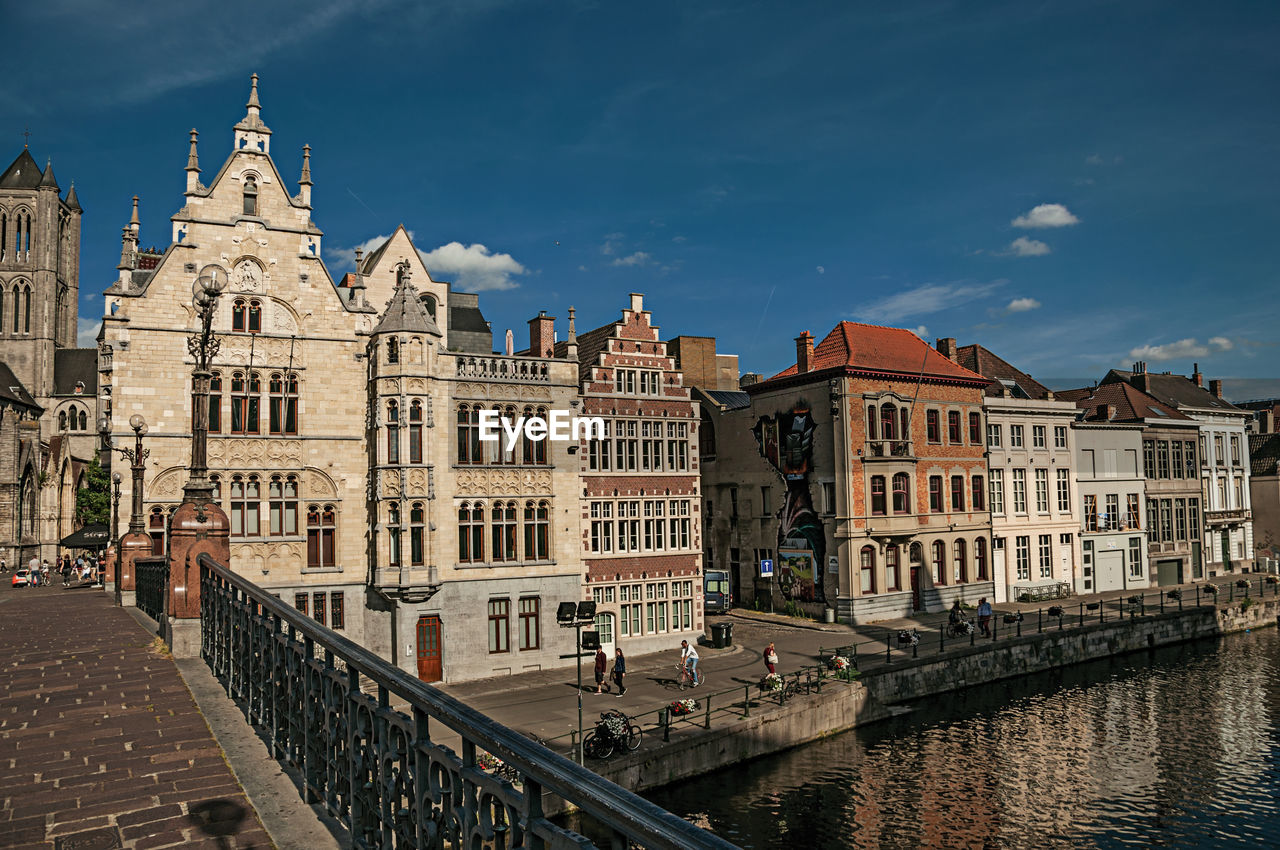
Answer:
[760,560,774,613]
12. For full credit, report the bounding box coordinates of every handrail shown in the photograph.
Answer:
[197,553,737,850]
[135,555,168,623]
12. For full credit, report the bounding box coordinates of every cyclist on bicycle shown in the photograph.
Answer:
[679,639,700,685]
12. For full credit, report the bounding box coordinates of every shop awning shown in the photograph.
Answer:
[60,524,111,549]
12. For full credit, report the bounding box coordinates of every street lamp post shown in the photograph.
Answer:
[557,600,597,765]
[110,415,148,590]
[111,471,121,563]
[185,265,229,508]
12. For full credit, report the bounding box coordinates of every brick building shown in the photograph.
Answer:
[702,322,994,623]
[558,294,703,655]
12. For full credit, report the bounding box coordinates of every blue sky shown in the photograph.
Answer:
[7,0,1279,388]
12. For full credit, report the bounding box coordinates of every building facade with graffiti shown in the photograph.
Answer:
[701,321,995,622]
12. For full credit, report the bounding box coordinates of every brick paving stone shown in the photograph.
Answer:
[0,583,273,849]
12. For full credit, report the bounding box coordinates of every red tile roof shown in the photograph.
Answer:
[768,322,987,385]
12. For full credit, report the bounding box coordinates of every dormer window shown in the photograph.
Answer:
[243,175,258,216]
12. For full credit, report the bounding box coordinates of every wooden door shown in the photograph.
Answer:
[415,615,442,682]
[910,566,922,611]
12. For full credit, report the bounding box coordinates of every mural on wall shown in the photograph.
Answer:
[753,404,825,603]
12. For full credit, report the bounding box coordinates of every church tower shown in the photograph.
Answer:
[0,145,83,400]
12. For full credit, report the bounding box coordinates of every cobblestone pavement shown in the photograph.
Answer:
[0,580,272,850]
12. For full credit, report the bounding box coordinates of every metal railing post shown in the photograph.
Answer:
[744,685,751,717]
[1038,608,1043,633]
[661,708,670,742]
[704,696,712,730]
[886,631,891,664]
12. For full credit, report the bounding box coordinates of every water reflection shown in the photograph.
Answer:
[645,629,1280,849]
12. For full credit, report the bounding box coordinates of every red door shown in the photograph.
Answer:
[910,566,922,612]
[416,615,442,682]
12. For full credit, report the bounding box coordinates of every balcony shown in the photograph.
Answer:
[1206,508,1251,526]
[865,440,913,459]
[454,354,550,383]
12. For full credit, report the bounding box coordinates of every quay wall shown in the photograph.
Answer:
[562,599,1280,808]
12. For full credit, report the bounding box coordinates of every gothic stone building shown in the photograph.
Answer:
[0,146,98,569]
[100,77,583,682]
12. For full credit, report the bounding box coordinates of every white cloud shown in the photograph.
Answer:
[418,242,527,291]
[1085,154,1104,166]
[912,325,929,339]
[816,265,825,275]
[612,251,652,268]
[327,232,402,273]
[672,235,687,243]
[577,265,588,272]
[600,233,624,256]
[77,317,101,348]
[1128,338,1209,362]
[1011,203,1080,229]
[858,281,1003,323]
[1007,236,1051,256]
[1006,297,1041,313]
[1209,336,1233,351]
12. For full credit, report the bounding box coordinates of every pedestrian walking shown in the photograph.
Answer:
[593,647,609,694]
[1,556,7,572]
[764,641,779,675]
[60,559,72,587]
[978,597,993,638]
[612,647,627,696]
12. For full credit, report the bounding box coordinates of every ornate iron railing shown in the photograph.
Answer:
[198,554,736,850]
[136,555,168,623]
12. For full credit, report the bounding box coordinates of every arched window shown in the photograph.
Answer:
[409,400,423,464]
[457,405,481,465]
[932,540,946,584]
[211,474,222,502]
[387,504,401,567]
[15,213,24,257]
[880,404,897,441]
[230,475,261,537]
[870,475,886,515]
[387,337,399,364]
[19,472,35,536]
[208,372,223,433]
[892,472,910,514]
[458,502,484,563]
[524,500,550,561]
[494,405,517,465]
[422,293,437,318]
[523,406,547,465]
[247,299,261,334]
[909,541,923,567]
[886,545,900,591]
[11,283,18,333]
[0,286,5,333]
[59,410,67,430]
[0,211,7,262]
[386,400,400,464]
[232,299,246,332]
[954,539,967,584]
[859,545,876,594]
[149,507,167,555]
[269,373,298,435]
[491,501,517,562]
[410,502,425,566]
[78,409,87,431]
[307,505,337,569]
[866,406,877,440]
[975,538,988,580]
[268,474,298,535]
[243,174,258,216]
[409,336,423,364]
[230,372,259,434]
[21,283,31,334]
[24,212,33,254]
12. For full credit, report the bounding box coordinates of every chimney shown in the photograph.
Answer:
[1209,379,1223,399]
[935,337,957,361]
[1259,409,1274,434]
[795,331,814,374]
[1193,363,1204,388]
[739,372,761,388]
[629,293,644,314]
[528,311,556,359]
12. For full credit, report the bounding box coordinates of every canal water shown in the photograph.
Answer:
[644,628,1280,849]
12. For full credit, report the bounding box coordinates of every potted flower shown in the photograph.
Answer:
[670,698,698,716]
[1166,589,1182,601]
[1202,583,1219,595]
[827,655,850,672]
[761,673,783,693]
[598,712,628,740]
[477,750,505,772]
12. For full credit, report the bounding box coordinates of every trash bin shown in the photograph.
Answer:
[723,621,733,647]
[710,622,728,649]
[823,607,836,624]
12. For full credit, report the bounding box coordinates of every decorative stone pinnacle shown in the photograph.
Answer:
[247,73,261,109]
[300,144,312,185]
[129,196,140,230]
[186,129,200,171]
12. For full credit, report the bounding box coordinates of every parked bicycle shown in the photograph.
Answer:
[676,663,705,690]
[583,710,643,760]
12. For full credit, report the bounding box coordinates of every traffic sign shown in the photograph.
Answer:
[760,559,774,577]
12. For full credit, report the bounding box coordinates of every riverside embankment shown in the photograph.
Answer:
[571,593,1280,805]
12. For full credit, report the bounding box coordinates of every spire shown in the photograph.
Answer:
[372,260,441,337]
[567,306,578,361]
[350,247,367,308]
[117,226,137,282]
[65,182,81,212]
[247,72,261,110]
[300,144,312,185]
[39,159,59,190]
[129,195,140,233]
[186,129,200,171]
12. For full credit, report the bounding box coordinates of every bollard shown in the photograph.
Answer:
[744,685,751,717]
[660,708,670,742]
[705,696,712,729]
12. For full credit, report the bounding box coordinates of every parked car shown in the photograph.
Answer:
[704,569,732,614]
[11,569,31,587]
